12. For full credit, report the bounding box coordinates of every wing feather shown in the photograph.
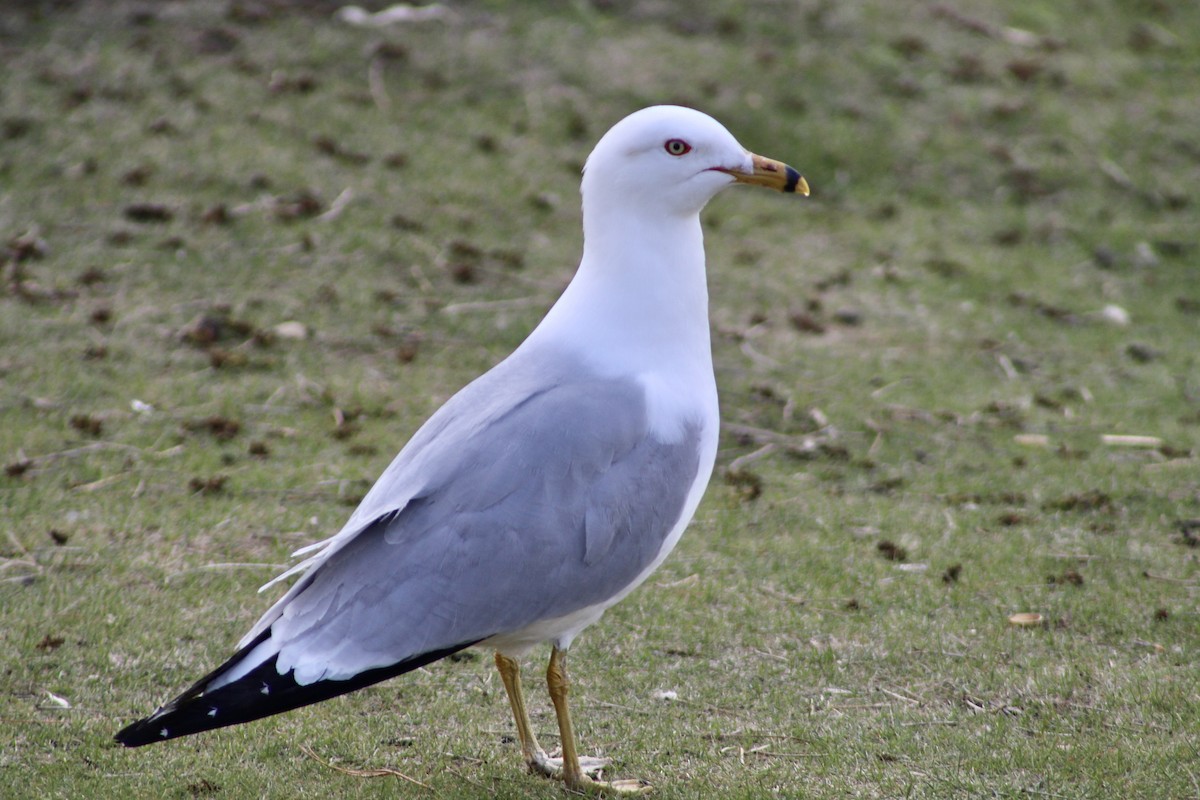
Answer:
[253,362,702,681]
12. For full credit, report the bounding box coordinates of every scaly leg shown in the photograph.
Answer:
[495,652,558,775]
[545,646,651,795]
[496,652,610,780]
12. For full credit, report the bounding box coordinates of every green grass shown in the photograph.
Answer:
[2,1,1198,797]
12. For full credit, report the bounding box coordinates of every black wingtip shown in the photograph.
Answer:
[115,715,169,748]
[115,638,479,747]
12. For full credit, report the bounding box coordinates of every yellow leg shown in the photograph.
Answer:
[546,646,651,795]
[545,647,586,788]
[495,652,551,770]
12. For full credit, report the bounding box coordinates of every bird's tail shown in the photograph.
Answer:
[115,630,475,747]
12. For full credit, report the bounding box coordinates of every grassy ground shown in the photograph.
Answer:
[2,1,1198,797]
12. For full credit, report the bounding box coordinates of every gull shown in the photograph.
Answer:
[116,105,807,793]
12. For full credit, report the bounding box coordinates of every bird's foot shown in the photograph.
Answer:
[527,747,610,778]
[565,774,653,795]
[525,749,650,794]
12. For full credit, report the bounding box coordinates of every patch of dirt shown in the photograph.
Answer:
[1042,491,1113,513]
[123,203,174,223]
[1048,568,1084,587]
[35,634,65,651]
[724,467,763,502]
[877,540,907,561]
[69,414,103,437]
[188,475,227,495]
[1176,520,1200,547]
[183,416,242,440]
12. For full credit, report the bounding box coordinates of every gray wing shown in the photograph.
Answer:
[267,366,703,682]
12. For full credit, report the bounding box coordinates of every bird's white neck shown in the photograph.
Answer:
[525,206,713,381]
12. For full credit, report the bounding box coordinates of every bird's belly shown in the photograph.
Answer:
[482,604,610,658]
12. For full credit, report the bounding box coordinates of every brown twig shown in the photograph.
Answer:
[723,422,833,454]
[21,441,145,467]
[749,749,820,759]
[1143,571,1196,585]
[727,443,777,473]
[760,584,806,606]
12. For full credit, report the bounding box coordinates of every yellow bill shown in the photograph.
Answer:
[719,152,809,195]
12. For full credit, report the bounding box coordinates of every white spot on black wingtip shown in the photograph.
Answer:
[159,728,169,738]
[261,683,270,695]
[207,707,218,717]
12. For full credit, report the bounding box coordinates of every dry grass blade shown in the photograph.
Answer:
[299,744,432,790]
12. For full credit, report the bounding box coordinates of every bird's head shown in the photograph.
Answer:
[582,105,808,218]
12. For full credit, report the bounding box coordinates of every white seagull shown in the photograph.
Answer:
[116,105,807,793]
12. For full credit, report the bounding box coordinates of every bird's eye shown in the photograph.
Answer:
[664,139,692,156]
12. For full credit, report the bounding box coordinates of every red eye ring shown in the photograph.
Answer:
[664,139,692,156]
